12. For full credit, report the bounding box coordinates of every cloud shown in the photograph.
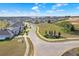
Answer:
[46,9,64,15]
[35,3,39,5]
[52,3,68,10]
[15,10,21,14]
[32,6,38,10]
[76,6,79,9]
[47,9,64,12]
[55,3,68,7]
[35,3,41,7]
[35,3,46,8]
[46,10,53,14]
[55,9,64,12]
[32,6,40,12]
[0,10,9,15]
[1,10,7,13]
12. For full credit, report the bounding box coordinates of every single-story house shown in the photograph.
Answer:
[0,22,25,40]
[0,29,14,40]
[8,22,24,35]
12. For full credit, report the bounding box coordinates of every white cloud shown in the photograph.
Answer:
[52,3,68,10]
[55,3,68,7]
[35,3,41,7]
[55,9,64,12]
[46,9,64,15]
[76,6,79,9]
[32,6,40,12]
[35,3,46,8]
[15,10,21,14]
[46,10,53,14]
[1,10,7,13]
[64,3,68,6]
[35,3,39,5]
[38,4,41,7]
[56,4,62,7]
[32,6,38,10]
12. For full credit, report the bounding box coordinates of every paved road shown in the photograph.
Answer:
[28,24,79,56]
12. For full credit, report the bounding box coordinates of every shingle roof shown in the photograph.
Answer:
[0,29,11,35]
[11,22,24,27]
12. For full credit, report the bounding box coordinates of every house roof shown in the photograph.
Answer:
[0,29,11,35]
[11,22,24,27]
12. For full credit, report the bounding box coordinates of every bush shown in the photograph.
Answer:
[44,30,62,39]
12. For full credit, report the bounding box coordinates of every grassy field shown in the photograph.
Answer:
[0,37,26,56]
[37,20,79,38]
[0,20,9,29]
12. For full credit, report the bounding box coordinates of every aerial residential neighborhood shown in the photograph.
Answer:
[0,3,79,56]
[0,21,25,40]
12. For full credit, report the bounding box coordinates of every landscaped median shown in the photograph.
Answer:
[36,26,79,42]
[36,26,66,42]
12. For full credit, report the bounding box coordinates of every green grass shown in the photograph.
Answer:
[0,20,9,29]
[0,37,26,56]
[37,22,79,38]
[38,23,67,38]
[38,23,63,35]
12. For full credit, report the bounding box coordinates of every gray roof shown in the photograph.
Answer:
[0,29,11,35]
[11,22,24,27]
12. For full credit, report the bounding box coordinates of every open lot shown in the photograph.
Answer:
[0,37,26,56]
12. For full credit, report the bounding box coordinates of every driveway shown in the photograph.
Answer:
[28,24,79,56]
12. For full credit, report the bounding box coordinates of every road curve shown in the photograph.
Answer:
[28,24,79,56]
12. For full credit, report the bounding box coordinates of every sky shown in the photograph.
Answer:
[0,3,79,16]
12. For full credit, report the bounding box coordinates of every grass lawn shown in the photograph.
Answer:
[37,21,79,39]
[0,37,26,56]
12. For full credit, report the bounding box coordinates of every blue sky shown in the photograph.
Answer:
[0,3,79,16]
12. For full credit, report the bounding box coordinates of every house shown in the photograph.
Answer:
[0,29,14,40]
[8,22,24,35]
[0,21,25,40]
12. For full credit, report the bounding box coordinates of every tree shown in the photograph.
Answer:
[45,30,47,34]
[48,30,53,38]
[53,30,56,38]
[70,25,75,31]
[35,20,39,24]
[48,20,51,23]
[44,30,48,38]
[58,32,61,38]
[50,31,53,37]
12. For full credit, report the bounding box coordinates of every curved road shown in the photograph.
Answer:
[28,24,79,56]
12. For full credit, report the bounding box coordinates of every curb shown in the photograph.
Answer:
[36,26,79,42]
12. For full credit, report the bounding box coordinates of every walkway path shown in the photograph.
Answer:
[23,33,29,56]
